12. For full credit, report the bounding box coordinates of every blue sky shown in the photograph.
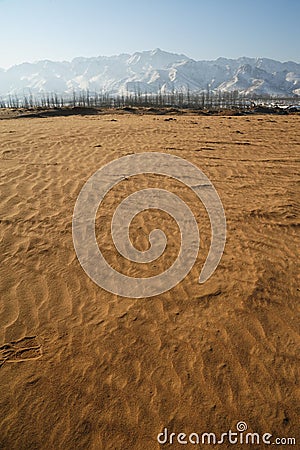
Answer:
[0,0,299,68]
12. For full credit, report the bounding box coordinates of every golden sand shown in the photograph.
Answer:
[0,113,299,449]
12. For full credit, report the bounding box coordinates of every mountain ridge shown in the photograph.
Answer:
[0,49,299,98]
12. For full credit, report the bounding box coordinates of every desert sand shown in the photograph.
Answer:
[0,112,299,449]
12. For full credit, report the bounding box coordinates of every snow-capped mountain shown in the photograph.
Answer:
[0,49,299,98]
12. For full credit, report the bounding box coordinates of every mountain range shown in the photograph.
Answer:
[0,49,299,99]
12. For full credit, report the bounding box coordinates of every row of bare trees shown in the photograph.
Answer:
[0,89,297,110]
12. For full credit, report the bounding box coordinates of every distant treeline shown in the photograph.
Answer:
[0,89,298,110]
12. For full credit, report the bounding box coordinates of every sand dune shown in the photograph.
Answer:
[0,112,299,449]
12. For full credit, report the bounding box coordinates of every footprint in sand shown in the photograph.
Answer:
[0,336,42,367]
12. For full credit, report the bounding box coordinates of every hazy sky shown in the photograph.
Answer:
[0,0,299,68]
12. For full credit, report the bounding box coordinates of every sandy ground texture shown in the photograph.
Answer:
[0,113,299,449]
